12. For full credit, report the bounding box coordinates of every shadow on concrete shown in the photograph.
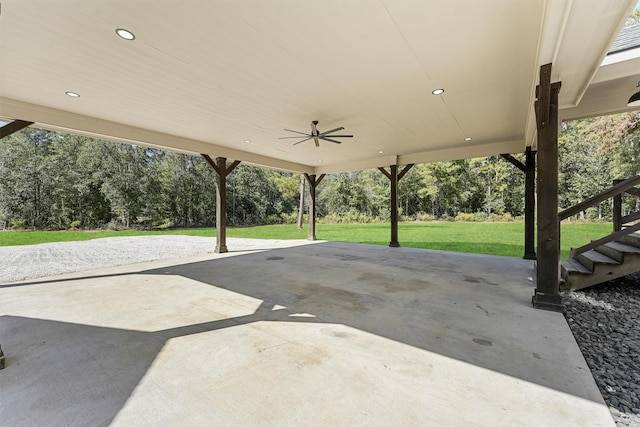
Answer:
[0,241,603,425]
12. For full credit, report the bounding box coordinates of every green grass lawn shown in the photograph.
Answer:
[0,221,613,259]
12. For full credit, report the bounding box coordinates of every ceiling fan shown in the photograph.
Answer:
[279,120,353,147]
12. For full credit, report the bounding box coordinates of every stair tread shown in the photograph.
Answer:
[605,241,640,253]
[562,258,591,275]
[579,250,620,265]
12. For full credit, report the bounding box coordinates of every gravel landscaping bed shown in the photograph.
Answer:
[564,274,640,427]
[0,236,289,284]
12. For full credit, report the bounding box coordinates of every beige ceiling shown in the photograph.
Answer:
[0,0,637,174]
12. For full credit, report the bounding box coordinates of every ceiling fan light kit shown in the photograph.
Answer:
[279,120,353,147]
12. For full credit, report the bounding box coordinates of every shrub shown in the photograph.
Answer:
[10,219,27,230]
[474,212,488,222]
[281,212,300,225]
[488,213,514,222]
[69,220,81,230]
[153,219,174,229]
[319,210,377,224]
[416,212,433,222]
[455,212,475,222]
[266,214,283,225]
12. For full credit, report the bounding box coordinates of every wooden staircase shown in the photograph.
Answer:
[561,232,640,291]
[559,176,640,292]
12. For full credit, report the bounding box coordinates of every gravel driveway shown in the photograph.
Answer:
[0,236,288,284]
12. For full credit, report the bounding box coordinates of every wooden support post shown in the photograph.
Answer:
[0,120,34,139]
[532,63,562,311]
[379,163,414,248]
[304,173,325,240]
[500,150,536,259]
[202,155,241,253]
[389,164,400,247]
[524,147,537,260]
[613,179,623,232]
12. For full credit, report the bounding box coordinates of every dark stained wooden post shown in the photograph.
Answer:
[215,157,229,253]
[304,173,325,240]
[379,163,414,248]
[613,179,623,232]
[500,152,535,260]
[1,120,33,139]
[389,164,400,247]
[532,62,563,311]
[202,155,241,253]
[524,146,537,260]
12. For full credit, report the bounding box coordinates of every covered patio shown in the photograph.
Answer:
[1,1,640,424]
[2,0,639,308]
[1,239,612,425]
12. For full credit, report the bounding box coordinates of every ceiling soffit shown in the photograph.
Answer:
[0,1,636,173]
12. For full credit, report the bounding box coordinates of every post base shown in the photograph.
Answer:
[215,245,228,254]
[523,252,537,260]
[531,290,563,312]
[389,241,400,248]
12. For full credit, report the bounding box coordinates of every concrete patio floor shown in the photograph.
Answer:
[0,240,614,426]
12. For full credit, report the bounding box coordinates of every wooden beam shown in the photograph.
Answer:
[397,164,415,181]
[215,157,229,253]
[621,210,640,226]
[613,179,623,232]
[536,63,552,129]
[201,154,221,175]
[524,147,536,260]
[378,165,404,247]
[500,153,526,172]
[570,222,640,258]
[0,120,34,139]
[624,187,640,197]
[303,174,324,241]
[500,149,536,259]
[559,175,640,220]
[377,167,392,180]
[225,160,241,175]
[389,164,400,247]
[201,155,241,253]
[533,69,562,311]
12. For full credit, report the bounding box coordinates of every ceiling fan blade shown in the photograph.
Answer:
[319,127,344,136]
[322,137,343,144]
[283,129,310,136]
[293,136,313,145]
[279,136,312,139]
[284,129,309,135]
[322,134,353,138]
[313,136,320,147]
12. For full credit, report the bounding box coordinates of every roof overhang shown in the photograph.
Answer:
[0,1,636,173]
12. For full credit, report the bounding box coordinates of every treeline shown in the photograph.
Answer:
[0,112,638,230]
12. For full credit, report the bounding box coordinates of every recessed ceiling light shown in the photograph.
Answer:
[318,160,322,163]
[116,28,135,40]
[465,137,472,141]
[432,88,445,95]
[379,150,384,154]
[244,140,251,143]
[65,91,80,98]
